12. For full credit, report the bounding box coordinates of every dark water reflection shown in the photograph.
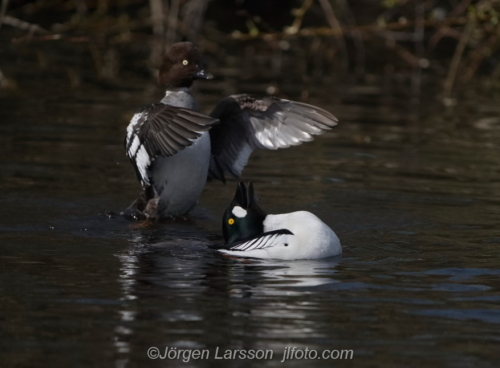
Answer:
[1,74,500,367]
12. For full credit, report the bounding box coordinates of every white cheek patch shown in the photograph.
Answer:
[232,206,247,218]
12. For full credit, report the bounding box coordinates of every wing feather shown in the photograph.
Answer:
[224,229,294,252]
[209,95,337,181]
[125,103,219,186]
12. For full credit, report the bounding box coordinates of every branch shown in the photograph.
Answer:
[318,0,348,71]
[443,20,474,99]
[231,16,472,41]
[1,15,49,34]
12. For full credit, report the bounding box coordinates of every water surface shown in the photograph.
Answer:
[1,68,500,367]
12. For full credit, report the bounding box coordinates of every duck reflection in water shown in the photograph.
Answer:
[112,226,341,365]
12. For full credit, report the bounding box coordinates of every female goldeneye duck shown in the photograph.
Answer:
[214,182,342,260]
[125,42,339,219]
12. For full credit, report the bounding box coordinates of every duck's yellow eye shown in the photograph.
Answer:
[228,218,235,225]
[182,60,189,66]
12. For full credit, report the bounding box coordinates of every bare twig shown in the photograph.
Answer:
[428,26,462,48]
[75,0,88,16]
[0,67,16,89]
[150,0,164,36]
[166,0,180,46]
[181,0,209,42]
[462,25,500,83]
[0,0,9,30]
[443,20,474,99]
[337,0,365,75]
[318,0,348,72]
[429,0,472,49]
[9,16,157,44]
[380,36,420,68]
[232,16,472,41]
[412,1,425,99]
[287,0,314,34]
[378,30,422,41]
[489,58,500,89]
[148,0,166,78]
[1,15,49,34]
[89,42,104,76]
[12,34,90,44]
[95,0,108,16]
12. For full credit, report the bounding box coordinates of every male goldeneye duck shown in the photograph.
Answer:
[214,182,342,260]
[125,42,339,218]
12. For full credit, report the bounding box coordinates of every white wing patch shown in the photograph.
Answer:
[128,136,141,158]
[127,113,142,141]
[126,112,151,186]
[232,206,247,218]
[229,230,292,252]
[135,145,151,186]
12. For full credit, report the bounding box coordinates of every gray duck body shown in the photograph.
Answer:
[151,88,211,216]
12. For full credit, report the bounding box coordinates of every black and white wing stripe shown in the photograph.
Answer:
[125,103,219,186]
[208,95,338,181]
[226,229,294,252]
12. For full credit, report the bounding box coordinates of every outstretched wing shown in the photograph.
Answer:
[208,95,338,182]
[125,103,219,186]
[221,229,294,252]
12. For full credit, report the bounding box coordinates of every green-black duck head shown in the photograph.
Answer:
[222,182,267,244]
